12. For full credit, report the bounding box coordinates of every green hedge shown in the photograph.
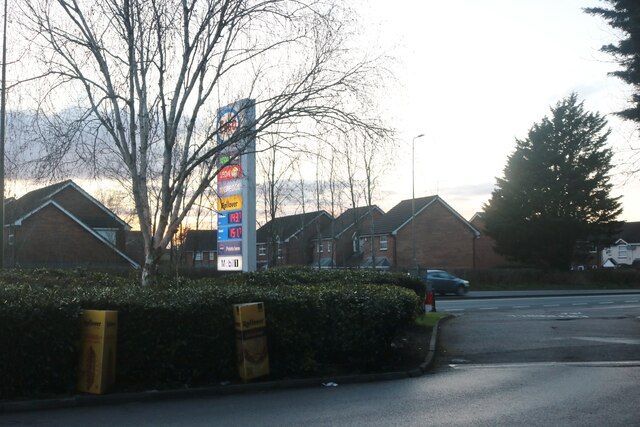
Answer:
[0,269,422,399]
[222,267,426,297]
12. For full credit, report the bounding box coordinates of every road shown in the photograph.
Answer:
[2,293,639,426]
[435,294,640,365]
[435,293,640,313]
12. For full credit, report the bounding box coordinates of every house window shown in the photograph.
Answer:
[95,228,117,245]
[359,237,366,252]
[195,251,203,261]
[327,241,332,253]
[380,236,388,251]
[277,246,283,259]
[618,245,627,259]
[317,241,324,253]
[258,244,266,256]
[209,251,216,261]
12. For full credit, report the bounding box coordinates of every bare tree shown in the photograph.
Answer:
[324,147,342,268]
[95,188,137,226]
[18,0,391,285]
[258,136,297,268]
[359,131,392,269]
[313,148,326,268]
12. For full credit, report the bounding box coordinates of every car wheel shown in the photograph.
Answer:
[456,286,467,296]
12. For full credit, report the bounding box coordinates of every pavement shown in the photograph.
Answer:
[452,288,640,299]
[3,288,639,414]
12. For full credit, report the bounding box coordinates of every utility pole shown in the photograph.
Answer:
[0,0,8,269]
[411,133,424,276]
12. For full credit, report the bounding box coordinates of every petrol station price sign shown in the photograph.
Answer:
[216,100,256,272]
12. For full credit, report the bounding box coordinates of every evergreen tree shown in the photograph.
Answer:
[483,94,622,269]
[585,1,640,125]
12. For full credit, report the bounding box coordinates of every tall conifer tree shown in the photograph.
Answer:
[484,94,622,269]
[585,1,640,126]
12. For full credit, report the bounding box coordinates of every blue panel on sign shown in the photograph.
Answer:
[218,210,241,227]
[218,225,242,241]
[218,213,228,227]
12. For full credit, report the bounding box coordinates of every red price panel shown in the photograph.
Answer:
[228,211,242,224]
[228,226,243,239]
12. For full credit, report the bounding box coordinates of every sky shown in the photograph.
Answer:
[5,0,640,227]
[360,0,640,221]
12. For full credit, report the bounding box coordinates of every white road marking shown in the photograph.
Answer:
[625,300,639,303]
[479,307,498,310]
[509,313,588,319]
[449,361,640,369]
[571,336,640,345]
[599,301,614,304]
[544,304,560,307]
[572,303,588,306]
[513,305,530,308]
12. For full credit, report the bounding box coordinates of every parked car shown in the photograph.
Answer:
[423,270,469,296]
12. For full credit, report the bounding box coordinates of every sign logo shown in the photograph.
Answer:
[218,241,242,256]
[218,107,240,142]
[217,195,243,212]
[218,256,243,271]
[218,164,242,182]
[218,180,242,196]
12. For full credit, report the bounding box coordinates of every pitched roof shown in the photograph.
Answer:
[614,221,640,244]
[362,195,480,236]
[5,180,129,229]
[256,210,331,243]
[183,229,218,251]
[316,205,384,239]
[4,180,139,268]
[5,181,71,224]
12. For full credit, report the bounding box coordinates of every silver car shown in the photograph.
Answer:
[423,270,470,296]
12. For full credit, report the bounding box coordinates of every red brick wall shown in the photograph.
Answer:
[13,204,130,268]
[470,216,508,269]
[312,209,385,267]
[360,234,396,267]
[393,202,476,270]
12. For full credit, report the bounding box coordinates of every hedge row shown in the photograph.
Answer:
[0,269,422,399]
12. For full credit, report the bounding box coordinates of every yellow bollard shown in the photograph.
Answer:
[233,302,269,381]
[77,310,118,394]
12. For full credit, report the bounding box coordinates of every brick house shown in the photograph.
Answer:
[311,205,385,268]
[182,229,218,269]
[256,210,332,269]
[469,212,508,269]
[3,180,138,269]
[359,195,480,271]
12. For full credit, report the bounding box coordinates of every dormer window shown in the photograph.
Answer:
[95,228,117,245]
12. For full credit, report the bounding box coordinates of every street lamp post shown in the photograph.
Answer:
[411,133,424,276]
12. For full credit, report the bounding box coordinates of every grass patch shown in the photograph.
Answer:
[415,312,449,328]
